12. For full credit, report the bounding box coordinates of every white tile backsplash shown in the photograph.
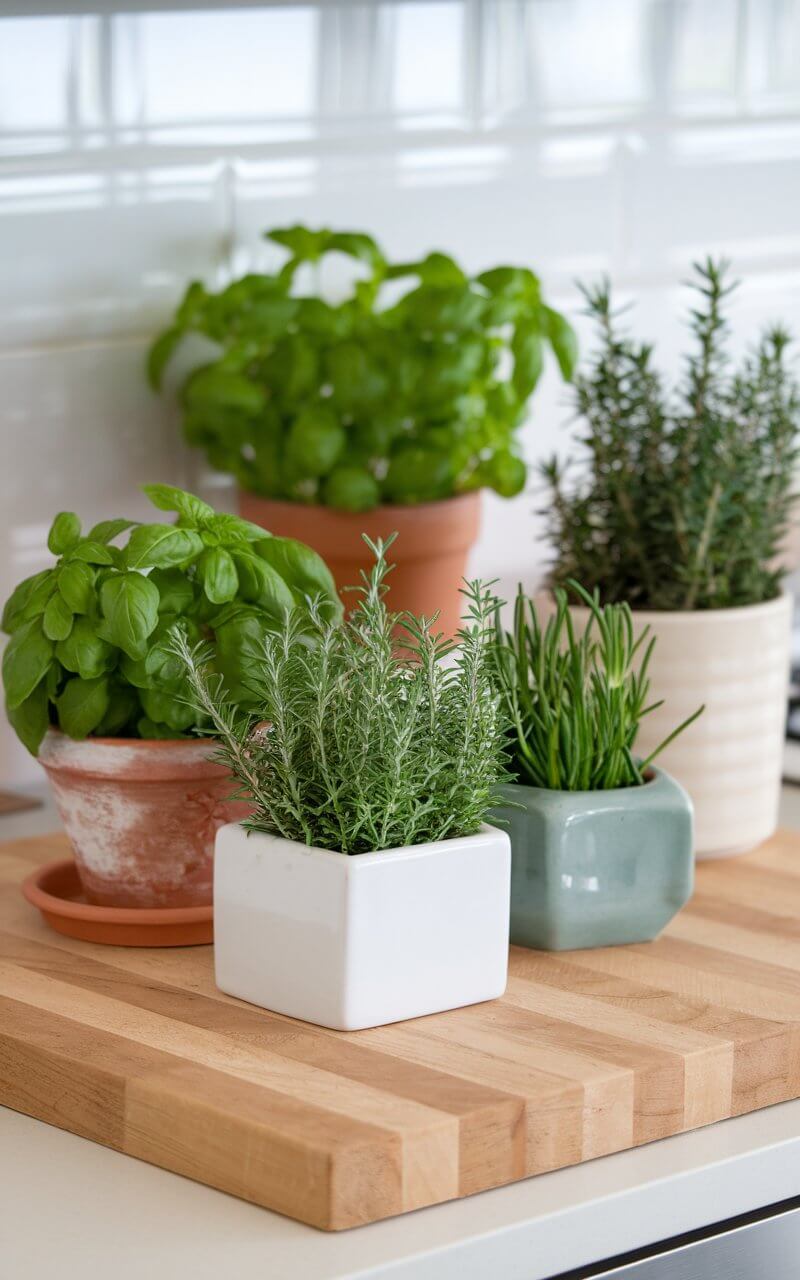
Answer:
[2,0,800,786]
[0,164,231,346]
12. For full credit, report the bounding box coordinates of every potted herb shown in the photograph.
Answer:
[490,586,700,951]
[172,538,511,1030]
[149,224,577,635]
[542,261,799,856]
[1,484,340,910]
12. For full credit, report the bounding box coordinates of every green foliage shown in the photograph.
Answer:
[543,259,800,610]
[1,486,341,755]
[148,225,578,510]
[491,583,703,791]
[171,538,510,854]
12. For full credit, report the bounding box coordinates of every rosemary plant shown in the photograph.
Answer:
[491,583,703,791]
[171,537,509,854]
[543,259,800,610]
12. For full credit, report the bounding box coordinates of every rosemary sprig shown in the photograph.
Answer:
[169,537,510,854]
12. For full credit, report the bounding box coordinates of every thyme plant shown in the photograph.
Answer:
[491,583,703,791]
[543,260,800,610]
[171,538,509,854]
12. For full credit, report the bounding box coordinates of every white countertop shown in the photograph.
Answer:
[4,785,800,1280]
[4,1101,800,1280]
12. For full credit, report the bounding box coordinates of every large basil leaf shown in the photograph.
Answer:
[215,614,272,704]
[87,518,138,544]
[71,540,115,566]
[477,265,539,299]
[142,484,215,527]
[94,684,140,737]
[328,230,386,272]
[266,224,331,261]
[43,592,74,642]
[140,687,195,733]
[286,405,345,477]
[2,618,53,710]
[325,342,386,408]
[149,567,195,615]
[208,513,267,544]
[146,325,185,391]
[144,617,200,689]
[58,560,95,614]
[262,336,318,402]
[387,251,465,287]
[47,511,81,556]
[6,678,49,755]
[125,523,204,570]
[384,447,453,504]
[100,572,159,659]
[56,617,115,680]
[183,367,266,418]
[119,652,152,689]
[56,675,110,739]
[544,305,578,381]
[323,465,380,514]
[198,547,239,604]
[512,319,545,400]
[254,537,340,619]
[2,569,54,633]
[238,553,296,620]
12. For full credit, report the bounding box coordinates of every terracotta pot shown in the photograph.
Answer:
[240,491,482,638]
[38,731,250,909]
[562,593,792,858]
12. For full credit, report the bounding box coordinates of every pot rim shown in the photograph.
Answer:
[239,490,482,520]
[41,726,216,750]
[219,820,506,867]
[550,587,792,625]
[500,764,672,801]
[38,727,228,781]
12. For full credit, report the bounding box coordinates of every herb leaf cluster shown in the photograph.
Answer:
[2,484,340,754]
[491,582,702,791]
[172,538,509,854]
[149,224,577,512]
[543,259,800,610]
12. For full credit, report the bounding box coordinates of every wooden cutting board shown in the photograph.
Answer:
[2,831,800,1231]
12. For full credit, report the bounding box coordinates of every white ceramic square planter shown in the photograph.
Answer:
[214,823,511,1030]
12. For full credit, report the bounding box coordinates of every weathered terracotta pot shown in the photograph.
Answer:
[38,731,249,909]
[240,491,482,639]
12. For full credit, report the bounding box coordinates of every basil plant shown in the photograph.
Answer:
[1,484,341,754]
[148,225,578,512]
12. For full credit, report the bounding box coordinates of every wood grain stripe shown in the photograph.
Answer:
[0,956,459,1214]
[0,930,524,1198]
[0,995,405,1228]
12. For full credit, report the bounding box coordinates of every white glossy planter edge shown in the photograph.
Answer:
[214,822,511,1030]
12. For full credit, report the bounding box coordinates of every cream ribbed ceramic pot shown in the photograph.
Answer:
[564,593,792,858]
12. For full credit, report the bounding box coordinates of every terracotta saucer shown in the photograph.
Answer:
[22,859,213,947]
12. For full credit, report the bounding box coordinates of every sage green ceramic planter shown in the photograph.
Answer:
[492,766,694,951]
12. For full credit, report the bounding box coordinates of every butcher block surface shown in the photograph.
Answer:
[2,831,800,1231]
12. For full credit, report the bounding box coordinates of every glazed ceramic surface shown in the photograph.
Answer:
[492,766,693,951]
[214,822,510,1030]
[564,594,792,857]
[38,731,249,909]
[239,491,481,639]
